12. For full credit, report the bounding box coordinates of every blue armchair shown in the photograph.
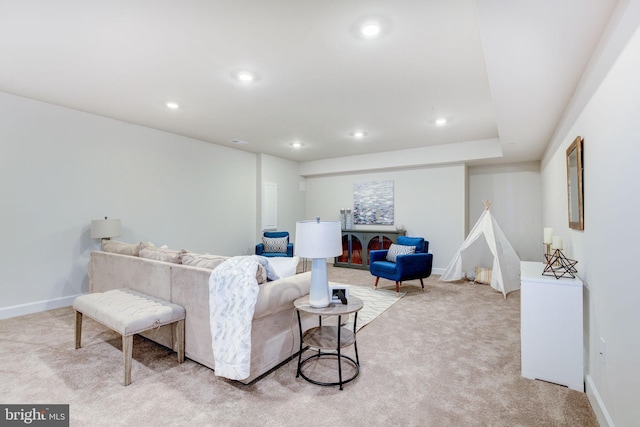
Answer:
[369,236,433,294]
[255,231,294,258]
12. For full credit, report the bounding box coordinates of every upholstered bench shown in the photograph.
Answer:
[73,288,186,386]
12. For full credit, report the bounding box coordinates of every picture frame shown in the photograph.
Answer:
[566,136,584,230]
[329,284,349,304]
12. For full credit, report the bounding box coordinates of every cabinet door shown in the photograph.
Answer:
[337,233,364,266]
[350,233,363,266]
[521,279,584,391]
[337,234,349,264]
[364,233,397,265]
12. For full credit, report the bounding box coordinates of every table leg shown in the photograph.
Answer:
[296,310,303,378]
[353,311,359,365]
[337,315,343,390]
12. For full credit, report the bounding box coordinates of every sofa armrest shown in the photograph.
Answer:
[286,243,294,257]
[395,253,433,277]
[253,271,311,319]
[369,249,388,263]
[255,243,265,255]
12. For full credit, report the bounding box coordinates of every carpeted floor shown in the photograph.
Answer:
[0,266,597,426]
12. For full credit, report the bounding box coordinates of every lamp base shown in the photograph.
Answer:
[309,258,330,308]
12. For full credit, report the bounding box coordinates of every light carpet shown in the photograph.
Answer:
[0,266,598,426]
[336,284,405,331]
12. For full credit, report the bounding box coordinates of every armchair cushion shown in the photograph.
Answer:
[397,236,427,253]
[372,260,397,275]
[385,244,415,262]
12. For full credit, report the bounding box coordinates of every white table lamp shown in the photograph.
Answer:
[295,218,342,308]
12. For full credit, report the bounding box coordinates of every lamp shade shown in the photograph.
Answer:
[295,220,342,259]
[91,218,122,239]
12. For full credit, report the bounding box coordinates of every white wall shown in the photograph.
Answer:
[0,92,257,319]
[468,162,542,262]
[304,164,466,273]
[541,21,640,427]
[257,154,306,241]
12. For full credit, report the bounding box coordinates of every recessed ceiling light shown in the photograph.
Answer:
[353,16,389,40]
[360,22,381,38]
[290,142,304,149]
[435,118,447,126]
[166,102,179,109]
[351,131,367,139]
[235,71,257,82]
[230,139,248,145]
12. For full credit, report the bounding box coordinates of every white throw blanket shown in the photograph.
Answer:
[209,255,274,380]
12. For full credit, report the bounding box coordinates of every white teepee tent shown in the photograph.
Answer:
[440,201,521,298]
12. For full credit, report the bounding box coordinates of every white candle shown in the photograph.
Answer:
[552,235,563,250]
[543,228,553,244]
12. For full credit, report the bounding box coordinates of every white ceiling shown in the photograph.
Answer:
[0,0,618,164]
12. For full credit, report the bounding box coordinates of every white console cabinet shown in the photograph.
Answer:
[520,261,584,391]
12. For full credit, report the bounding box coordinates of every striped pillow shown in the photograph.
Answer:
[474,267,493,285]
[385,244,415,262]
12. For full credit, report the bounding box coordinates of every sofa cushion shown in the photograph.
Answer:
[262,236,288,253]
[386,244,415,262]
[182,253,229,270]
[267,256,299,279]
[102,240,142,256]
[397,236,425,253]
[139,246,186,264]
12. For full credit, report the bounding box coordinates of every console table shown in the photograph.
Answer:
[520,261,584,391]
[335,229,405,269]
[294,295,363,390]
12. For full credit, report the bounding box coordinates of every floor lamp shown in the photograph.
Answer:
[295,218,342,308]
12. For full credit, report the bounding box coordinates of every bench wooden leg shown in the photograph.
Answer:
[175,319,185,364]
[123,335,133,386]
[75,311,82,349]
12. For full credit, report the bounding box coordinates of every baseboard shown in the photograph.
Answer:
[586,374,615,427]
[0,294,82,320]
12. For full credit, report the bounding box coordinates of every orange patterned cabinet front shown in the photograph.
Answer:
[335,230,405,269]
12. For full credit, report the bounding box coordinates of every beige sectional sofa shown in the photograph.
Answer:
[88,244,313,384]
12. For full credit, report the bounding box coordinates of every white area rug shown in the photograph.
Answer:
[337,284,405,331]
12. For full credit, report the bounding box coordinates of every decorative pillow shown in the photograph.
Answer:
[386,244,416,262]
[101,240,142,256]
[267,256,300,279]
[139,246,187,264]
[262,236,288,253]
[181,253,229,270]
[474,267,493,285]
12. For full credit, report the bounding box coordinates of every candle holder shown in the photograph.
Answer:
[543,249,578,279]
[543,227,553,258]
